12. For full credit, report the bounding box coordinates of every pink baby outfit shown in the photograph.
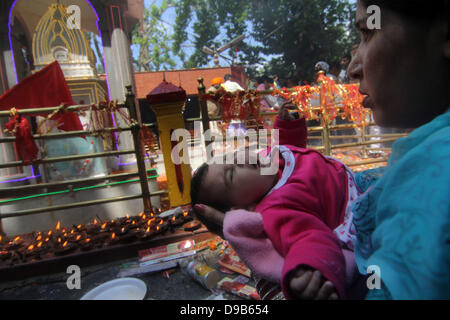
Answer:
[223,117,355,299]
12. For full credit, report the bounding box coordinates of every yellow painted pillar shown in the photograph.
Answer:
[147,81,192,207]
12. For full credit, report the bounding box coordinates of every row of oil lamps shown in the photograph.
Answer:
[0,210,193,265]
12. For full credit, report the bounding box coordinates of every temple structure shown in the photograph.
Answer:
[31,2,110,181]
[0,0,143,182]
[0,0,152,236]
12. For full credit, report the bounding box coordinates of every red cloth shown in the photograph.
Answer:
[4,115,39,164]
[0,61,82,132]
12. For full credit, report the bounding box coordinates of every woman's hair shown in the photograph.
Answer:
[360,0,450,22]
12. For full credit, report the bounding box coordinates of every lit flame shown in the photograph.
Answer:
[159,220,163,225]
[37,241,43,248]
[142,214,147,220]
[146,227,150,233]
[101,222,107,229]
[36,235,42,241]
[93,219,98,225]
[62,241,68,248]
[132,221,136,225]
[0,235,2,242]
[55,221,61,231]
[45,237,50,242]
[27,244,34,251]
[48,230,52,236]
[85,238,91,243]
[183,212,188,217]
[156,226,160,231]
[70,229,75,235]
[111,233,116,240]
[126,213,129,218]
[77,224,82,229]
[58,237,62,243]
[76,235,81,241]
[139,212,143,217]
[172,216,176,221]
[121,227,125,232]
[14,236,21,242]
[63,233,68,237]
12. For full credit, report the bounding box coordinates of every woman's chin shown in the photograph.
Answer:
[371,107,397,128]
[373,111,407,129]
[373,116,395,128]
[372,109,387,126]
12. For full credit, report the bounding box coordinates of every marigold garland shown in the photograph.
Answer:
[201,74,371,127]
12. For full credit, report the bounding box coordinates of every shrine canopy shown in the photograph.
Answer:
[146,80,187,105]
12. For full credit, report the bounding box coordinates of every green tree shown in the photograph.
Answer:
[134,0,358,80]
[132,0,177,71]
[249,0,357,81]
[171,0,357,81]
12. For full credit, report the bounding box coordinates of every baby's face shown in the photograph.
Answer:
[200,153,277,211]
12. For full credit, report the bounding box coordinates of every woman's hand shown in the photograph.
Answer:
[289,267,339,300]
[278,101,298,121]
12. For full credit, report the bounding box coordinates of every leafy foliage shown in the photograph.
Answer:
[133,0,359,81]
[249,0,358,81]
[171,0,257,68]
[132,0,177,71]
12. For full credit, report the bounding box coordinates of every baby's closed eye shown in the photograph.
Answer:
[224,166,235,187]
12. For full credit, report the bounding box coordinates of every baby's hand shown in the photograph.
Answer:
[278,101,298,121]
[289,267,339,300]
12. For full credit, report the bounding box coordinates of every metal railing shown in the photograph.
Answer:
[196,78,408,169]
[0,86,167,227]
